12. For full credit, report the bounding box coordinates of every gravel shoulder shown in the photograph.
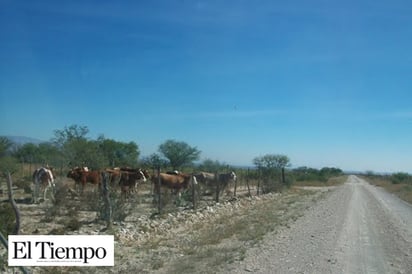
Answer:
[222,175,412,274]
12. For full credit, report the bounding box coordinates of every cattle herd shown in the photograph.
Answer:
[31,166,237,204]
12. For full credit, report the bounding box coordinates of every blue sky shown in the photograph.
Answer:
[1,0,411,173]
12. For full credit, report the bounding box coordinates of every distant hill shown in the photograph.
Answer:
[2,135,46,145]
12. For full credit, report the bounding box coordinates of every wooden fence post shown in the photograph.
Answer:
[191,175,196,210]
[233,172,237,197]
[3,172,30,274]
[246,168,251,197]
[215,172,220,203]
[157,166,162,214]
[101,172,112,229]
[0,231,30,274]
[6,172,21,235]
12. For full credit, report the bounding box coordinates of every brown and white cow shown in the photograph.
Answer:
[151,172,197,197]
[195,171,237,194]
[117,167,149,197]
[104,167,122,189]
[102,167,150,198]
[218,171,237,189]
[32,167,55,203]
[67,167,101,193]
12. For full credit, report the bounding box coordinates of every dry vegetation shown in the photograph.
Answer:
[361,175,412,204]
[291,175,348,187]
[1,174,346,273]
[113,187,329,274]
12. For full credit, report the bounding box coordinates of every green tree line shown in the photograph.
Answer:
[0,125,204,174]
[1,124,354,187]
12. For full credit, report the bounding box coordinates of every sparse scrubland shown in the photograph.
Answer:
[361,172,412,204]
[1,170,345,273]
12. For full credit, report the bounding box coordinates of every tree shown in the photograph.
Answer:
[391,172,412,184]
[50,125,143,170]
[51,125,102,168]
[52,124,89,148]
[97,136,140,167]
[253,154,291,192]
[198,159,226,173]
[13,143,38,176]
[141,153,168,169]
[253,154,290,170]
[0,137,13,157]
[158,140,201,170]
[13,143,38,164]
[0,157,19,176]
[37,143,62,166]
[320,167,343,177]
[65,139,106,169]
[0,137,18,175]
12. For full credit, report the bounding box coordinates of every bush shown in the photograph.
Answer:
[107,192,130,222]
[42,204,60,222]
[391,172,412,184]
[14,178,32,194]
[53,183,69,206]
[80,190,101,211]
[175,190,193,207]
[291,166,343,183]
[0,203,15,237]
[0,157,19,176]
[0,251,8,273]
[65,217,82,231]
[284,177,293,188]
[261,179,282,194]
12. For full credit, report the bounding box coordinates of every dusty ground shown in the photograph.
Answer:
[3,175,412,273]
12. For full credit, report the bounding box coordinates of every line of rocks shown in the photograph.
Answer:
[115,193,281,245]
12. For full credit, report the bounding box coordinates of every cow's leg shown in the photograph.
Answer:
[127,187,130,199]
[43,185,50,201]
[43,185,47,201]
[120,185,125,199]
[32,180,40,203]
[174,190,184,206]
[43,182,55,202]
[74,182,80,194]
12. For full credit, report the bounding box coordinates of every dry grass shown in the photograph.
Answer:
[292,175,348,187]
[362,176,412,204]
[149,188,325,273]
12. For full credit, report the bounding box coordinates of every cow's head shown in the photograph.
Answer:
[230,171,237,181]
[138,169,147,182]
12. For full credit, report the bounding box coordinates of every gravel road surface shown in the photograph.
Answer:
[222,175,412,274]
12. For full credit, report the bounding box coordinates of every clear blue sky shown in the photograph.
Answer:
[1,1,411,173]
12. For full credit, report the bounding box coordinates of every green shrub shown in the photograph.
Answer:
[0,203,15,237]
[0,251,8,272]
[391,172,412,184]
[65,217,82,231]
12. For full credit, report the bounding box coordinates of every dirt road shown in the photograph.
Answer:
[223,175,412,274]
